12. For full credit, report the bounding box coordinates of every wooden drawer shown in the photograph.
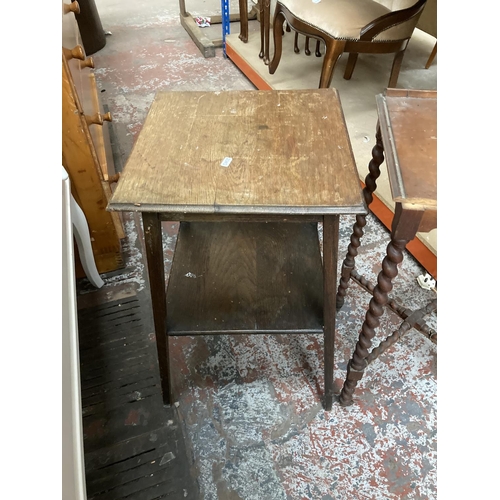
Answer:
[62,0,124,275]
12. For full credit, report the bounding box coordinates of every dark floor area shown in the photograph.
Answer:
[78,266,200,499]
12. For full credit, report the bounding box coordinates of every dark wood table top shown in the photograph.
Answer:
[376,89,437,212]
[108,89,365,215]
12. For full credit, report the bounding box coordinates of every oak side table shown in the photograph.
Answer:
[335,88,437,406]
[108,89,366,411]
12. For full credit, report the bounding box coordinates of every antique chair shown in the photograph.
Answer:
[268,0,428,88]
[239,0,316,65]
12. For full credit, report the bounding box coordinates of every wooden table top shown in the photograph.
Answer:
[376,89,437,211]
[108,89,365,215]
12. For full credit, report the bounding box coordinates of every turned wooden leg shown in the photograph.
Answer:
[339,204,424,407]
[263,0,271,64]
[388,48,406,88]
[315,40,321,57]
[238,0,249,42]
[323,215,339,411]
[294,31,300,53]
[336,126,384,311]
[269,11,286,74]
[305,36,311,55]
[344,53,358,80]
[259,0,265,58]
[319,39,345,88]
[338,238,406,406]
[142,212,171,406]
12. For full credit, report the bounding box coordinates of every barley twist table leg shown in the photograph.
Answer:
[336,126,384,311]
[339,204,424,406]
[339,237,406,406]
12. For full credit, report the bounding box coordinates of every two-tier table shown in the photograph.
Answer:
[108,89,366,411]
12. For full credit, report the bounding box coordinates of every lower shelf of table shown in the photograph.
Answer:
[166,221,324,335]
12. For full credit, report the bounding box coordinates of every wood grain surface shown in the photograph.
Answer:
[166,221,324,334]
[377,89,437,209]
[62,53,123,274]
[109,90,365,215]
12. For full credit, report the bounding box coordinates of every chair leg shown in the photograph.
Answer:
[263,0,271,64]
[319,39,345,88]
[259,0,265,58]
[315,40,321,57]
[425,41,437,69]
[294,31,300,53]
[388,48,406,88]
[343,53,358,80]
[238,0,248,42]
[305,36,311,56]
[269,11,286,74]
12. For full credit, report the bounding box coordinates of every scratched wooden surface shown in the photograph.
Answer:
[378,89,437,209]
[109,89,365,215]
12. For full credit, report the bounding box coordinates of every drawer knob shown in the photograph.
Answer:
[85,112,112,126]
[63,45,85,61]
[80,57,95,69]
[63,1,80,14]
[107,173,120,184]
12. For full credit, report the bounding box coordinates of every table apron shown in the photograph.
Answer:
[158,213,324,223]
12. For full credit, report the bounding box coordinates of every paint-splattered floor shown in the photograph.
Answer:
[76,1,437,498]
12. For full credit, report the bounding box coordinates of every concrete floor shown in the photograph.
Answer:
[77,0,438,498]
